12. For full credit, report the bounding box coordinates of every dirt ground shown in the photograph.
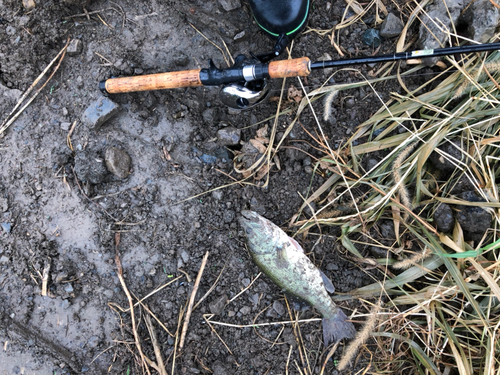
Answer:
[0,0,429,373]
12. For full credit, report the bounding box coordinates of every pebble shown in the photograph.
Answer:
[239,306,251,315]
[272,300,285,316]
[105,147,131,179]
[241,278,250,287]
[81,97,121,130]
[61,299,71,309]
[1,223,11,233]
[379,13,404,38]
[467,0,500,43]
[223,210,235,223]
[202,108,217,124]
[212,190,223,200]
[209,294,228,315]
[64,283,74,293]
[326,263,338,271]
[217,126,241,146]
[0,256,9,263]
[60,122,71,131]
[218,0,241,11]
[6,26,16,36]
[180,250,190,263]
[433,203,454,232]
[362,29,382,48]
[67,39,83,56]
[22,0,35,10]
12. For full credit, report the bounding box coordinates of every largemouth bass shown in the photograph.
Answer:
[239,210,356,345]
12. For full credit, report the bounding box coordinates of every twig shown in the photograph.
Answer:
[144,312,167,375]
[114,233,151,375]
[41,260,51,296]
[227,272,261,304]
[0,38,70,136]
[178,251,209,352]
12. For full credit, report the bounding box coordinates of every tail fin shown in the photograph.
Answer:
[322,309,356,345]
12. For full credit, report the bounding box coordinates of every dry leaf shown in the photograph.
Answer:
[249,139,268,154]
[287,85,303,103]
[255,163,272,180]
[256,125,268,138]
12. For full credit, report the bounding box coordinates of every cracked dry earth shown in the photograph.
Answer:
[0,0,425,373]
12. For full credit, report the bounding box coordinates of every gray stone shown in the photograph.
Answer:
[419,0,464,66]
[380,13,404,38]
[466,0,500,43]
[434,203,454,232]
[64,283,74,293]
[6,26,16,36]
[272,300,285,316]
[180,250,190,263]
[241,278,250,287]
[212,190,223,200]
[0,256,9,263]
[217,126,241,146]
[74,150,109,184]
[173,52,189,67]
[67,39,83,56]
[218,0,241,11]
[209,294,228,315]
[202,108,218,124]
[233,30,247,41]
[105,147,131,179]
[239,306,251,315]
[81,97,120,129]
[223,210,235,223]
[1,223,11,233]
[61,299,71,309]
[60,122,71,131]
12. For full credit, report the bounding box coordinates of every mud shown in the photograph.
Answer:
[1,0,426,373]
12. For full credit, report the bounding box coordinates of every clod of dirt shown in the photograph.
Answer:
[434,203,454,233]
[428,141,464,173]
[450,174,477,195]
[370,246,392,258]
[202,107,219,124]
[173,52,189,67]
[209,294,228,315]
[66,39,83,56]
[105,147,131,179]
[217,126,241,146]
[455,191,492,241]
[81,97,121,130]
[379,13,404,38]
[74,150,109,184]
[1,223,11,234]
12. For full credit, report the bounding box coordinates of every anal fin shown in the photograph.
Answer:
[320,270,335,294]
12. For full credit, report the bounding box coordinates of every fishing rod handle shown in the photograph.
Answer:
[268,57,311,79]
[100,69,203,94]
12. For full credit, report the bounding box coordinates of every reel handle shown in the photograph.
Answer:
[100,69,203,94]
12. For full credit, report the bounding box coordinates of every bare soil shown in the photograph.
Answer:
[0,0,427,373]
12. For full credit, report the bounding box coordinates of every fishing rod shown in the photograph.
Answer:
[99,42,500,110]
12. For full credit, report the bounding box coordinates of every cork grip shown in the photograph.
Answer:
[103,69,203,94]
[268,57,311,79]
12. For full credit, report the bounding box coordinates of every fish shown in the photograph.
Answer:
[239,210,356,345]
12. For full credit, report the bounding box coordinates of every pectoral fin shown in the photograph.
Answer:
[320,270,335,294]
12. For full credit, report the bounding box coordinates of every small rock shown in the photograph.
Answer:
[67,39,83,56]
[249,293,259,305]
[239,306,251,315]
[22,0,36,10]
[233,30,247,41]
[81,97,120,130]
[218,0,241,11]
[202,108,218,124]
[64,283,74,293]
[209,294,228,315]
[362,29,381,48]
[61,299,71,309]
[74,150,109,184]
[223,210,235,223]
[180,250,190,263]
[6,26,16,36]
[105,147,131,179]
[212,190,223,200]
[434,203,454,232]
[173,52,189,67]
[0,256,9,263]
[272,300,285,316]
[326,263,338,271]
[379,13,404,38]
[1,223,11,233]
[60,122,71,131]
[217,126,241,146]
[241,278,250,287]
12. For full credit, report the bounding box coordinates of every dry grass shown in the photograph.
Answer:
[288,42,500,373]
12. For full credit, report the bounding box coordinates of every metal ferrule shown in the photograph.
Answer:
[242,65,256,82]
